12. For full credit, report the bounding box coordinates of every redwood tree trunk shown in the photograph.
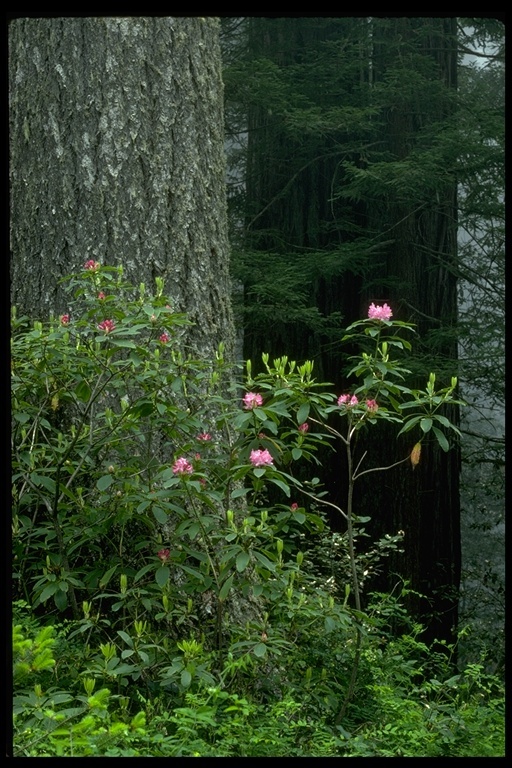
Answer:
[9,17,234,361]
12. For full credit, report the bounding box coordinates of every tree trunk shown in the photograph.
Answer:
[9,16,234,361]
[360,18,460,648]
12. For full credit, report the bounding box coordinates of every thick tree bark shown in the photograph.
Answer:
[10,17,234,361]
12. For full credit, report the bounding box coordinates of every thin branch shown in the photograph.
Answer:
[298,486,347,521]
[353,453,410,482]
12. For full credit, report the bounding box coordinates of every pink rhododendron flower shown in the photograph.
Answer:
[97,319,116,333]
[157,548,170,562]
[366,399,378,413]
[368,302,393,321]
[159,332,170,344]
[290,502,299,511]
[250,449,274,467]
[197,432,212,441]
[97,291,106,300]
[172,457,193,475]
[60,314,70,325]
[243,392,263,409]
[84,259,100,270]
[338,394,358,407]
[298,423,309,433]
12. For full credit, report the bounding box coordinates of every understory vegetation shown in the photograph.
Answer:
[11,266,504,757]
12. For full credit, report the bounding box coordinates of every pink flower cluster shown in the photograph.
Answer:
[197,432,212,441]
[298,423,309,433]
[97,319,116,333]
[338,394,359,407]
[243,392,263,410]
[60,314,70,325]
[157,548,170,562]
[98,291,106,300]
[159,332,170,344]
[250,449,274,467]
[366,399,378,413]
[368,302,393,321]
[172,457,193,475]
[84,259,100,271]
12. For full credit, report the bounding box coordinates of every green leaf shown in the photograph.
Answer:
[99,564,118,588]
[397,416,422,436]
[152,506,168,525]
[387,394,401,412]
[297,402,310,425]
[252,643,267,658]
[132,401,154,418]
[218,574,234,601]
[231,487,249,499]
[155,566,170,588]
[292,447,302,461]
[54,589,68,611]
[232,412,253,429]
[432,426,450,452]
[111,340,137,348]
[236,551,250,573]
[75,379,92,402]
[420,417,433,433]
[117,630,134,648]
[96,474,113,492]
[13,412,31,424]
[180,564,205,582]
[134,563,156,582]
[181,669,192,688]
[30,473,56,494]
[253,551,276,572]
[269,477,290,497]
[39,583,59,603]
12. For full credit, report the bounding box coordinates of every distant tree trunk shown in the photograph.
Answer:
[9,16,234,361]
[359,18,460,648]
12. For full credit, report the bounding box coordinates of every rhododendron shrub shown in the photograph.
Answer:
[12,269,464,732]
